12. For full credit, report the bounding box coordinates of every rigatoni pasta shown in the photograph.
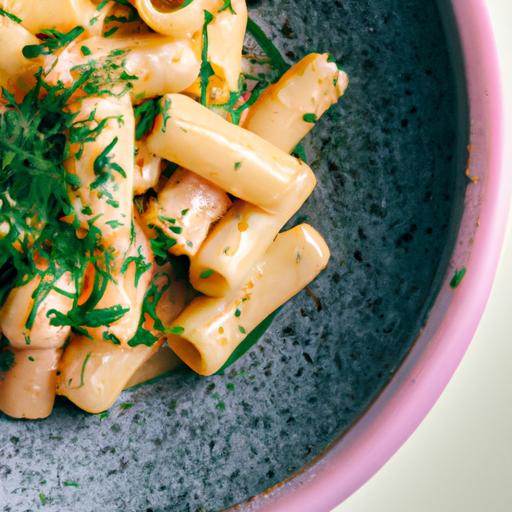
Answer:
[0,0,348,419]
[0,0,97,35]
[147,93,308,212]
[168,224,330,376]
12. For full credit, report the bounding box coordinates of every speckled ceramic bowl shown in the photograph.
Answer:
[0,1,507,511]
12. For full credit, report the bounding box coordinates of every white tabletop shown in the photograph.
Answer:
[334,1,512,511]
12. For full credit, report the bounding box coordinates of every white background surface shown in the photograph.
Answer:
[334,1,512,511]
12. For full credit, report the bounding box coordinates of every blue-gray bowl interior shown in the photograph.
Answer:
[0,1,467,511]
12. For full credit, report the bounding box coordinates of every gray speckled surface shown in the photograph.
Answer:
[0,1,466,511]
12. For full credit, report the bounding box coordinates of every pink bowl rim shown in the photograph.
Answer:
[234,0,509,510]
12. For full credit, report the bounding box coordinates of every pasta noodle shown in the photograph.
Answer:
[57,335,161,413]
[244,53,350,153]
[0,270,75,349]
[0,15,38,84]
[133,0,219,38]
[66,94,135,261]
[46,35,202,100]
[146,93,309,212]
[0,348,61,419]
[168,224,330,376]
[141,168,231,257]
[134,141,163,195]
[57,266,190,412]
[189,165,316,296]
[84,220,154,345]
[0,0,347,418]
[0,0,98,35]
[207,0,248,91]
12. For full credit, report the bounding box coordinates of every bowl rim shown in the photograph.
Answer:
[233,0,509,510]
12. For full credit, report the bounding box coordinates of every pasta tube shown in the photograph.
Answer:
[134,141,162,195]
[189,165,316,296]
[0,15,38,83]
[46,35,201,100]
[168,224,330,375]
[85,220,154,346]
[0,0,97,34]
[0,271,75,349]
[57,336,160,413]
[207,0,247,91]
[244,53,349,153]
[0,347,61,419]
[58,266,189,412]
[147,94,307,212]
[132,0,219,38]
[66,94,135,261]
[141,168,231,257]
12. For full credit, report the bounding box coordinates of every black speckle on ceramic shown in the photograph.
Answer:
[0,1,466,511]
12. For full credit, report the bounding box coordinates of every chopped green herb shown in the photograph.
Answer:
[119,402,134,411]
[23,26,85,59]
[234,161,242,170]
[79,352,91,388]
[105,219,123,229]
[303,113,318,123]
[98,410,109,421]
[246,18,289,75]
[121,246,151,286]
[159,216,176,225]
[168,326,185,335]
[238,326,246,334]
[215,401,226,411]
[134,98,162,140]
[63,480,79,488]
[234,308,241,318]
[450,267,466,289]
[80,45,92,56]
[28,356,35,362]
[199,269,214,279]
[39,492,48,506]
[0,8,22,24]
[181,208,189,216]
[150,227,177,265]
[226,383,235,392]
[218,0,236,14]
[199,11,216,105]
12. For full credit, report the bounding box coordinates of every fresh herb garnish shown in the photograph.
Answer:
[0,8,22,24]
[303,113,318,123]
[218,0,236,14]
[23,26,85,59]
[63,480,79,488]
[199,11,216,105]
[450,267,466,289]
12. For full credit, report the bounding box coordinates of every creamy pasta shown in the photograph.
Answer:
[0,0,348,419]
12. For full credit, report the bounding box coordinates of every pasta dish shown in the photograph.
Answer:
[0,0,348,419]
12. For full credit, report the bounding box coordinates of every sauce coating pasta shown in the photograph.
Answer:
[0,0,348,419]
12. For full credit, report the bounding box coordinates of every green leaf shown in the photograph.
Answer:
[200,11,216,105]
[303,113,318,123]
[0,8,22,24]
[217,308,281,373]
[450,267,466,289]
[246,18,289,75]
